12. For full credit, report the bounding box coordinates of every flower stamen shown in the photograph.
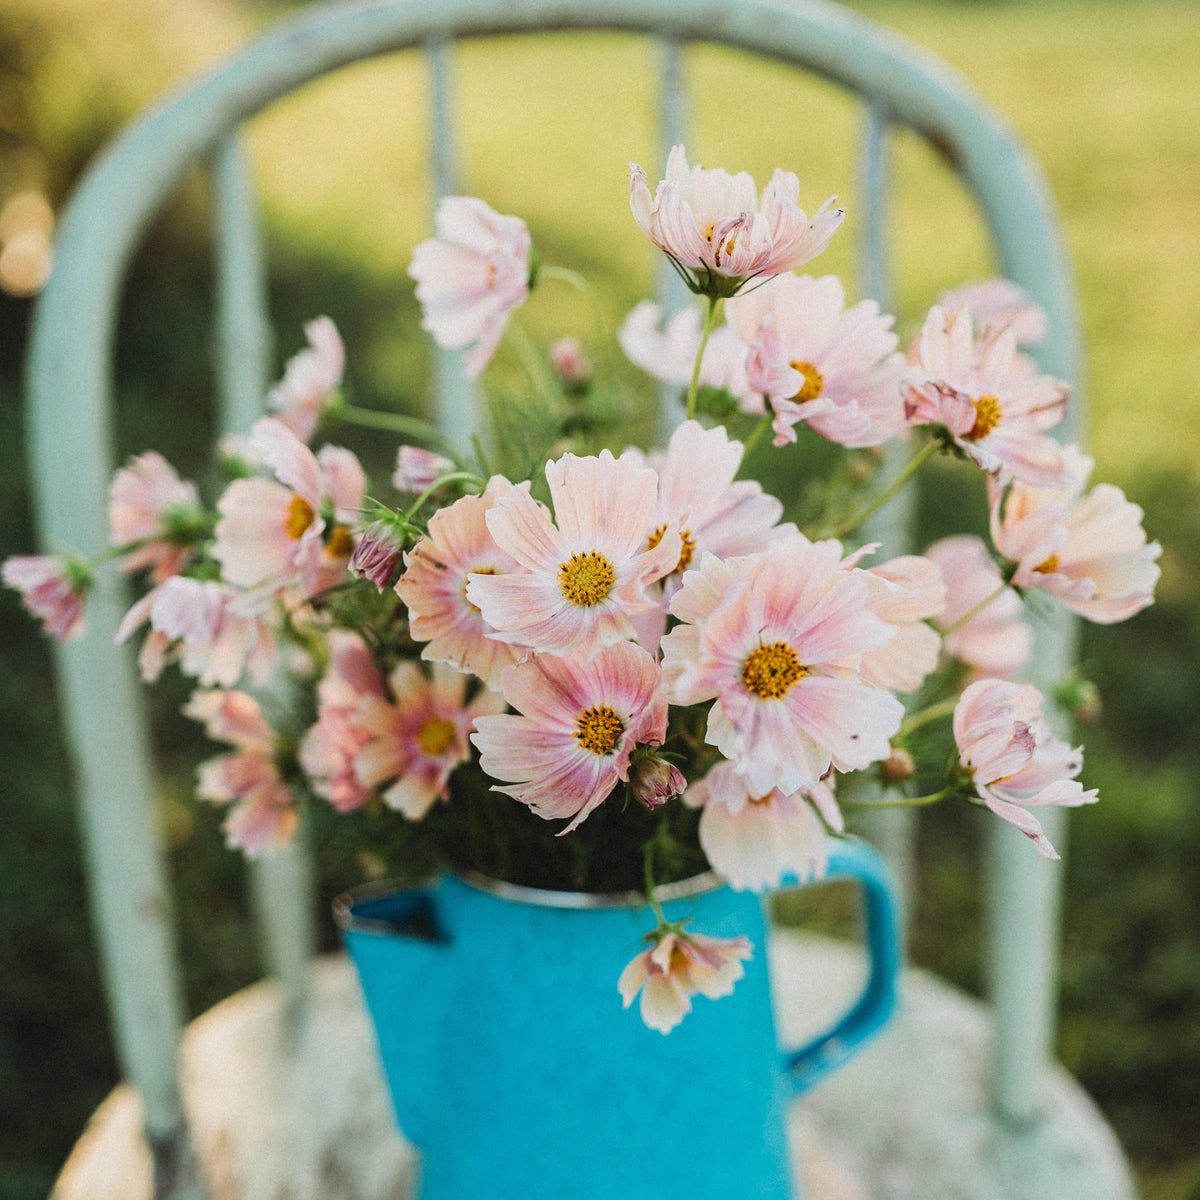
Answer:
[574,704,625,755]
[558,550,616,606]
[788,360,825,403]
[286,495,316,539]
[417,717,458,757]
[967,394,1003,441]
[742,641,808,700]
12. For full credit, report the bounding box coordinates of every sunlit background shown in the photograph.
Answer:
[1,1,1198,1197]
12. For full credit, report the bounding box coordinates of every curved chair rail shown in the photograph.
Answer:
[26,0,1082,1183]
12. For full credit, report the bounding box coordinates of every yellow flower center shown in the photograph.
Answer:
[286,495,316,539]
[324,524,355,558]
[647,524,696,574]
[558,550,616,607]
[788,360,825,403]
[574,704,624,755]
[742,641,809,700]
[417,717,458,758]
[967,394,1004,441]
[1034,554,1060,574]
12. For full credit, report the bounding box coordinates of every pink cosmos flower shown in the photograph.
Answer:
[924,535,1031,680]
[953,678,1097,858]
[351,660,505,821]
[989,445,1161,624]
[618,926,753,1034]
[938,277,1047,347]
[726,274,907,448]
[408,196,531,378]
[661,536,904,797]
[185,688,297,857]
[622,419,793,595]
[107,451,201,582]
[2,553,90,642]
[466,450,680,661]
[857,553,946,693]
[393,445,456,496]
[267,316,345,443]
[618,300,750,396]
[471,640,668,832]
[629,145,844,297]
[116,576,278,687]
[299,630,388,814]
[211,417,366,599]
[684,759,836,892]
[396,476,528,689]
[903,305,1072,486]
[548,336,592,391]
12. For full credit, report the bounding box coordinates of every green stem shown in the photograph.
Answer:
[843,786,955,810]
[642,841,666,925]
[338,403,458,455]
[685,296,720,421]
[403,471,485,521]
[538,264,612,364]
[738,414,773,463]
[937,581,1009,636]
[897,696,960,739]
[824,438,939,539]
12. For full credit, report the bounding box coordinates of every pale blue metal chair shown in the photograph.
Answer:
[27,1,1130,1197]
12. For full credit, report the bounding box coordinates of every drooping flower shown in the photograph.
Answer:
[2,553,91,642]
[466,450,680,661]
[393,445,456,496]
[924,535,1031,680]
[211,417,366,599]
[618,300,749,396]
[989,445,1161,624]
[629,145,844,298]
[726,274,907,448]
[684,759,836,892]
[408,196,532,378]
[661,536,904,797]
[185,688,297,857]
[107,451,203,582]
[628,753,687,811]
[348,520,407,592]
[396,476,529,690]
[115,576,278,687]
[266,316,345,443]
[471,640,668,832]
[953,677,1097,858]
[618,925,753,1034]
[903,304,1072,486]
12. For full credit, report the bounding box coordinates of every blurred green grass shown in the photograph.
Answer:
[1,0,1199,1197]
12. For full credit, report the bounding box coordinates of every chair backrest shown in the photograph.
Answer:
[25,0,1082,1184]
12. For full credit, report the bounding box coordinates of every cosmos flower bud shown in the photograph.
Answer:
[629,754,686,810]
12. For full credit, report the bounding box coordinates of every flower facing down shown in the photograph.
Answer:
[618,926,753,1034]
[185,688,297,857]
[408,196,532,378]
[107,451,203,582]
[629,145,844,298]
[953,678,1097,858]
[2,553,91,642]
[989,445,1161,624]
[684,759,836,892]
[471,640,668,832]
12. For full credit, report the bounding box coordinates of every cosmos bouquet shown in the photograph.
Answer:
[6,146,1160,1032]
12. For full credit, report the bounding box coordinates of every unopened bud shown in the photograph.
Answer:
[349,520,405,592]
[1056,676,1102,726]
[549,336,592,392]
[629,755,686,810]
[882,747,915,783]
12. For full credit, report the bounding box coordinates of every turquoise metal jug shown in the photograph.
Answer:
[338,839,899,1200]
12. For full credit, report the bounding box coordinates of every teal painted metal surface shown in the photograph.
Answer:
[23,0,1084,1171]
[339,839,899,1200]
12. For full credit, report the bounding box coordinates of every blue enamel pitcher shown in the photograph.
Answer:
[337,839,899,1200]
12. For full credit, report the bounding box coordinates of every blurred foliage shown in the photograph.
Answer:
[1,1,1199,1198]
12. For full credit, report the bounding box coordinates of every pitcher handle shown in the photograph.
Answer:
[778,838,901,1095]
